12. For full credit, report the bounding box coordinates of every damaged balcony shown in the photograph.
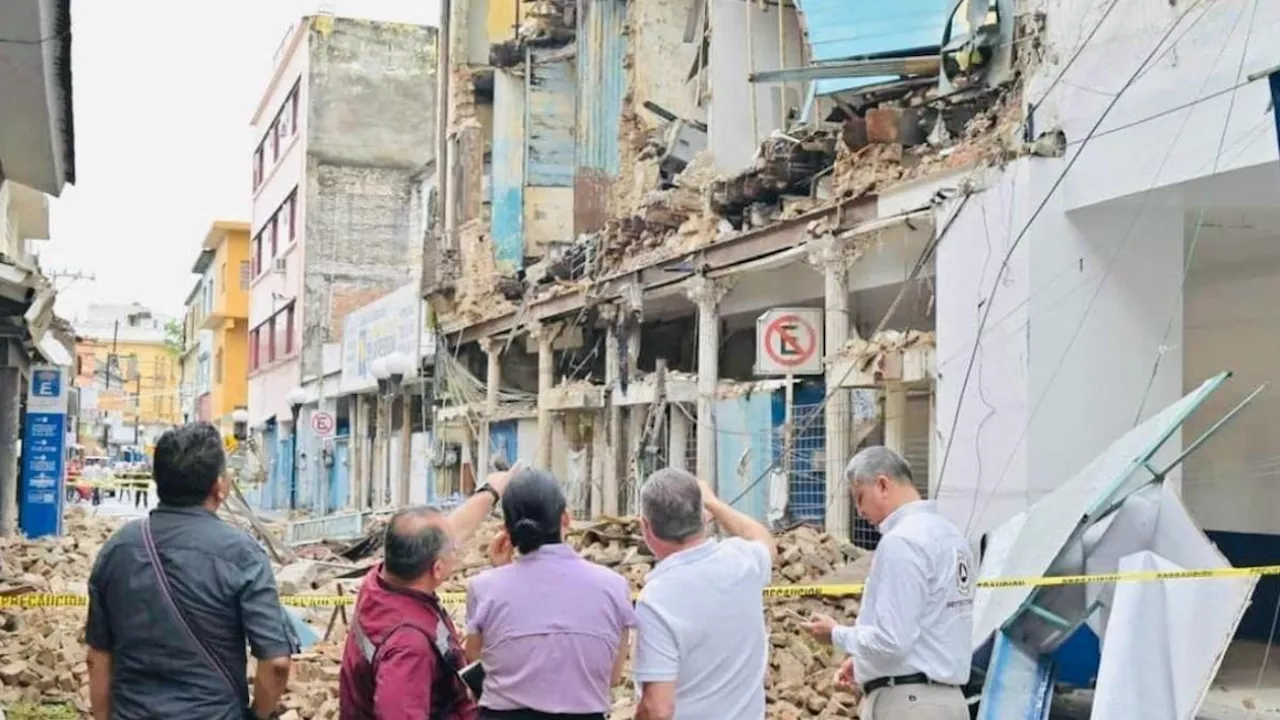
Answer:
[433,0,1037,339]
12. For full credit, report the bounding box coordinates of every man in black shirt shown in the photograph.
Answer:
[86,423,297,720]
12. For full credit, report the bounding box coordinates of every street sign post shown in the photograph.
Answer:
[310,411,336,438]
[755,308,824,376]
[21,365,68,538]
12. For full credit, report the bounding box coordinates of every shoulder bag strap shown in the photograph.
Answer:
[141,517,241,697]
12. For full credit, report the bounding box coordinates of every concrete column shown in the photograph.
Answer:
[351,394,363,511]
[685,276,728,491]
[602,307,622,515]
[479,338,501,475]
[399,394,412,506]
[883,383,907,455]
[532,323,558,469]
[0,366,20,536]
[626,317,645,504]
[668,403,689,471]
[590,413,605,516]
[818,240,853,537]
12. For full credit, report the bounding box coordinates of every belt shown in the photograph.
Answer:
[861,672,950,695]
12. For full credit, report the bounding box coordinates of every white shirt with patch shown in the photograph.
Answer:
[832,500,974,686]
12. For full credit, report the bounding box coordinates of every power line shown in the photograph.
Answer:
[936,0,1219,510]
[958,0,1255,534]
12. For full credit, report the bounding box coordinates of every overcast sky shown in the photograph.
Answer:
[43,0,441,322]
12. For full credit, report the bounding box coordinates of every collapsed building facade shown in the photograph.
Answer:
[421,0,1033,545]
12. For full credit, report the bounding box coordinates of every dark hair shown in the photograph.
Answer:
[501,469,566,554]
[153,423,226,506]
[384,506,450,581]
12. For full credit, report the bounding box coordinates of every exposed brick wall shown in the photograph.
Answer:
[297,17,438,376]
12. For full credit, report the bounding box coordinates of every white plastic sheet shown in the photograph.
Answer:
[1088,483,1256,720]
[1091,550,1255,720]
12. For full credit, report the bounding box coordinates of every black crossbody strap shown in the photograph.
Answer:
[142,518,241,698]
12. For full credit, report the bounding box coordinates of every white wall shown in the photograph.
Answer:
[935,167,1031,540]
[934,157,1184,541]
[1029,0,1280,211]
[1182,224,1280,534]
[707,0,805,173]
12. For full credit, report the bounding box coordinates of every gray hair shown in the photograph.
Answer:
[383,505,450,580]
[845,446,914,487]
[640,467,704,543]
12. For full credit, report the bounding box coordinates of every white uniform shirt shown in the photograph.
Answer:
[833,500,974,686]
[632,537,770,720]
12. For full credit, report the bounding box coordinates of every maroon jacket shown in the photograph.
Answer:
[339,564,479,720]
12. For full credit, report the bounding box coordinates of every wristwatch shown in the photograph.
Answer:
[473,483,500,505]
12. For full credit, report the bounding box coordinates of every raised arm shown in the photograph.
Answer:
[701,481,777,563]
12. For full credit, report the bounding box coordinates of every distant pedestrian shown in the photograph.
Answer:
[339,467,516,720]
[465,468,635,720]
[632,468,777,720]
[85,423,297,720]
[803,446,974,720]
[134,480,150,509]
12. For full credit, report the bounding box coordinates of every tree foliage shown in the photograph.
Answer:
[163,319,184,356]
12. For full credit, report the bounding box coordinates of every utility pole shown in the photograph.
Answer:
[133,357,142,447]
[102,320,119,455]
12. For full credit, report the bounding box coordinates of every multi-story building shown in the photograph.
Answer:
[0,0,77,535]
[245,14,438,507]
[184,221,252,430]
[74,304,181,449]
[177,279,207,424]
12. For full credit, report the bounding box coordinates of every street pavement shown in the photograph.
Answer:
[69,489,155,519]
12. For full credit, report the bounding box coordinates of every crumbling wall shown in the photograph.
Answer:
[302,162,418,376]
[306,17,438,168]
[301,17,438,377]
[612,0,703,217]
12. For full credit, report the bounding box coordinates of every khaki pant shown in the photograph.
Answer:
[860,683,968,720]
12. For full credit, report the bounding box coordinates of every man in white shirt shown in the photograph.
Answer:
[804,446,973,720]
[631,468,777,720]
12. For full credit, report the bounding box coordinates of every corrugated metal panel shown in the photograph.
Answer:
[525,47,576,188]
[795,0,951,96]
[574,0,627,234]
[492,69,526,269]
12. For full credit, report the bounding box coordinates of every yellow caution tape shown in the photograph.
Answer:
[67,479,152,489]
[4,564,1278,610]
[63,479,261,490]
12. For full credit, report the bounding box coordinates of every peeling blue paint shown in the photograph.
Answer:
[492,69,526,269]
[526,47,576,187]
[796,0,951,96]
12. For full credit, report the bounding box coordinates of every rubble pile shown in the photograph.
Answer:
[0,509,115,711]
[832,329,937,363]
[1,510,870,719]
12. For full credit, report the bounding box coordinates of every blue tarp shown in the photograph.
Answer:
[795,0,952,95]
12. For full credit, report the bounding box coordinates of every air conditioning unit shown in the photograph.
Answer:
[272,257,287,274]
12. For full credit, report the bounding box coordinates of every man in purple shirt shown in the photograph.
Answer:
[465,469,636,719]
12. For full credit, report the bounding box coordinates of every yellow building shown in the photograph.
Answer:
[192,220,252,426]
[73,304,182,449]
